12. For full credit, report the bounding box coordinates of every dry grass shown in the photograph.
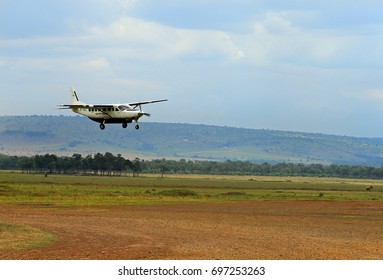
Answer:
[1,201,383,260]
[1,172,383,259]
[0,223,57,251]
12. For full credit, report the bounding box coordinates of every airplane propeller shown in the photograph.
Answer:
[139,112,151,117]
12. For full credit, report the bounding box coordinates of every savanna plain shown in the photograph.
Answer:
[0,172,382,260]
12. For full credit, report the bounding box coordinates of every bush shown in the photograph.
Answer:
[156,189,198,197]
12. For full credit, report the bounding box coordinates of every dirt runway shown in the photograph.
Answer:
[1,201,382,260]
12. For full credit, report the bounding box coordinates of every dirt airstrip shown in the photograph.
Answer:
[0,200,382,260]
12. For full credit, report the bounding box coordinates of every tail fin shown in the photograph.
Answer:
[70,87,81,105]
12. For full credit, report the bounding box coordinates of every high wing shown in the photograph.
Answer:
[58,104,114,109]
[128,99,168,108]
[58,100,167,109]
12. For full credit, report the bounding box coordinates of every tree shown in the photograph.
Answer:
[114,154,126,175]
[159,158,170,178]
[71,154,83,174]
[132,158,142,177]
[18,156,33,173]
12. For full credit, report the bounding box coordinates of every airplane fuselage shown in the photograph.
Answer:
[72,105,142,123]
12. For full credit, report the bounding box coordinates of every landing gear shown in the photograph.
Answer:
[135,124,140,130]
[99,123,105,130]
[122,123,128,128]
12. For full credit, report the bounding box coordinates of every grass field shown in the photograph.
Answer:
[0,172,382,207]
[1,171,383,259]
[0,222,57,251]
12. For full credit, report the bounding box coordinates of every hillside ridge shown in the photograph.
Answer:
[1,115,383,166]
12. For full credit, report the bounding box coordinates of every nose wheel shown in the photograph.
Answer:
[100,123,105,130]
[122,123,128,128]
[135,124,140,130]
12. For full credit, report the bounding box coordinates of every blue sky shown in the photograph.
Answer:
[1,0,383,137]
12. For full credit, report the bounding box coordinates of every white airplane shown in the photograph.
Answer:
[58,88,167,130]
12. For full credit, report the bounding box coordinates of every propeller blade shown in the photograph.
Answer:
[138,112,151,117]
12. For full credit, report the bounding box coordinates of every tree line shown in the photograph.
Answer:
[1,152,383,179]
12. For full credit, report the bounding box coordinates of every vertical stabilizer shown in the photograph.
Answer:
[70,87,81,105]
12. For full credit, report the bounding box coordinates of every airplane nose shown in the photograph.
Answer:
[138,111,151,117]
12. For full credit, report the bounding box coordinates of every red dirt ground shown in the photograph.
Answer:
[1,200,382,260]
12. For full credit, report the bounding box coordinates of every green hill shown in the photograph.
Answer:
[1,115,383,166]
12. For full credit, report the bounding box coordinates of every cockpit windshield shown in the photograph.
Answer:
[118,105,132,111]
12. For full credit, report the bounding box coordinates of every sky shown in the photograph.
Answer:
[1,0,383,137]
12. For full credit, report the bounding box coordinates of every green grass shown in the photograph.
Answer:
[0,222,57,251]
[156,189,198,197]
[0,172,382,207]
[177,146,315,163]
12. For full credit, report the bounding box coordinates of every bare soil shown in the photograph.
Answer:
[1,201,382,260]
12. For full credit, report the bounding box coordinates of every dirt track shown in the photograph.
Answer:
[1,201,382,260]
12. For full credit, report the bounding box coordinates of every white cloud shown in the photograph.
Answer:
[68,57,111,71]
[2,10,381,73]
[364,89,383,101]
[87,17,245,61]
[231,12,383,68]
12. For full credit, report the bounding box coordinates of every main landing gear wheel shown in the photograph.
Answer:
[135,124,140,130]
[100,123,105,130]
[122,123,128,128]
